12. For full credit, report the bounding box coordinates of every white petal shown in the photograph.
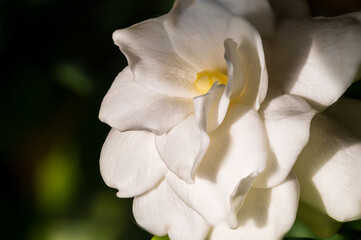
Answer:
[155,115,210,184]
[268,13,361,110]
[193,83,229,133]
[133,180,210,240]
[164,0,229,71]
[192,30,268,133]
[210,172,300,240]
[213,0,275,36]
[164,0,266,73]
[224,35,268,109]
[224,38,246,99]
[325,97,361,138]
[113,18,198,98]
[166,105,268,227]
[100,129,167,198]
[295,114,361,221]
[254,94,316,188]
[99,67,194,135]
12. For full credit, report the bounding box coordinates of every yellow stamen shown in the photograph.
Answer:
[194,70,228,95]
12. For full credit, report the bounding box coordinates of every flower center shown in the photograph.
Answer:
[194,70,228,95]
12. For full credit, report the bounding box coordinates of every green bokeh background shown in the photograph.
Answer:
[1,0,360,239]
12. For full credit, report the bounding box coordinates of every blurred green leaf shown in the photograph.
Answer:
[345,219,361,231]
[35,142,80,214]
[286,219,321,239]
[152,235,170,240]
[296,202,342,238]
[54,63,94,97]
[28,219,122,240]
[326,234,347,240]
[285,219,348,240]
[90,191,125,221]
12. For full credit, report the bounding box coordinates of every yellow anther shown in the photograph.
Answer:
[194,70,228,95]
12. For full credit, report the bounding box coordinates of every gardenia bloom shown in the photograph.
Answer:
[99,0,361,239]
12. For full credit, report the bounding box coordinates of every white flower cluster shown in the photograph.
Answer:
[99,0,361,239]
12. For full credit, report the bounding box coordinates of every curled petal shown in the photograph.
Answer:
[224,34,268,109]
[164,0,267,74]
[193,24,268,133]
[268,12,361,110]
[193,84,228,133]
[99,67,193,135]
[254,94,316,188]
[133,180,210,240]
[164,0,231,71]
[155,114,210,183]
[224,38,246,99]
[113,18,197,98]
[166,105,268,227]
[100,129,167,198]
[210,172,300,240]
[295,114,361,222]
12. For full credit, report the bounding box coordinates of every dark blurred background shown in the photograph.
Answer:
[1,0,361,240]
[1,0,172,239]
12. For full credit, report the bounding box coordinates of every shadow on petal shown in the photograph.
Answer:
[295,113,361,221]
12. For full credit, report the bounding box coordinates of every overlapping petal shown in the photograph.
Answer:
[210,173,299,240]
[99,67,193,135]
[295,114,361,222]
[100,0,361,239]
[164,0,267,76]
[133,180,210,240]
[268,12,361,110]
[166,104,268,227]
[193,83,228,133]
[224,36,268,109]
[155,115,210,183]
[254,94,316,188]
[156,12,268,183]
[164,0,232,71]
[113,18,198,98]
[100,128,167,198]
[193,25,268,135]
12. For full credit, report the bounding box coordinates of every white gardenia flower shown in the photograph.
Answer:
[99,0,361,239]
